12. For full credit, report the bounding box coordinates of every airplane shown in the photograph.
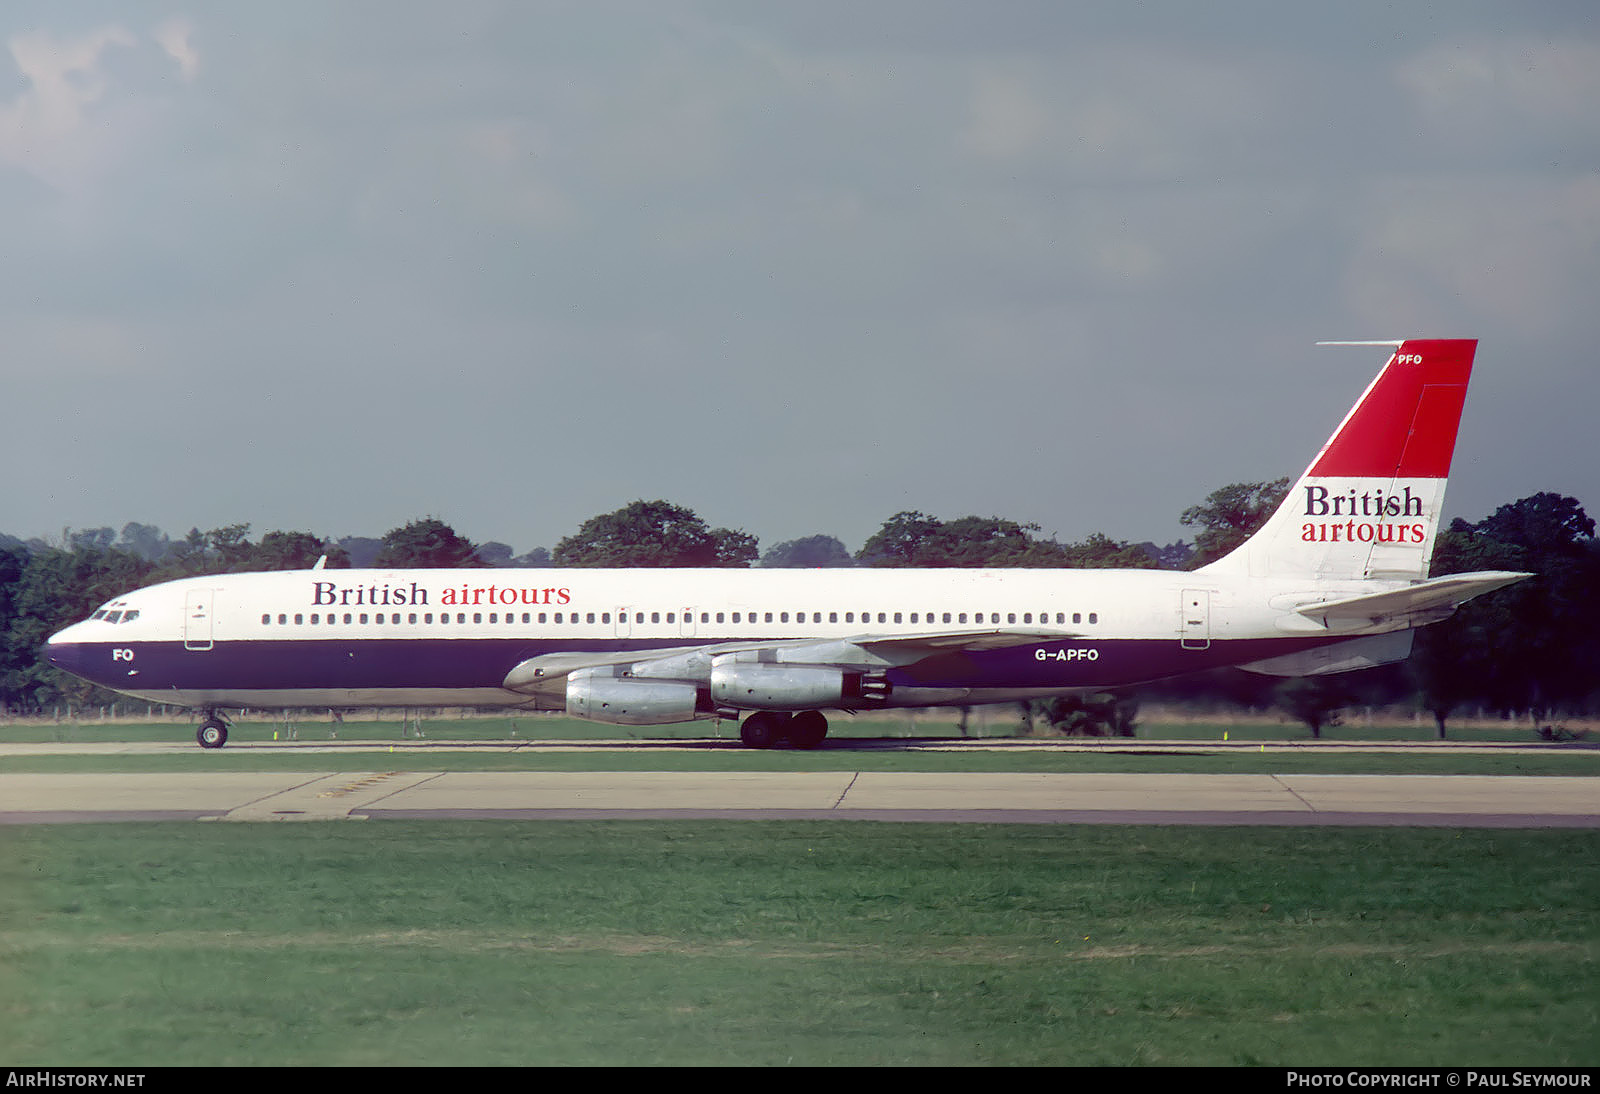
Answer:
[45,338,1529,750]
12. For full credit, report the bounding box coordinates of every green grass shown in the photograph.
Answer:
[0,824,1595,1066]
[3,748,1598,777]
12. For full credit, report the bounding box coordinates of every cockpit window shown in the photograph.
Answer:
[122,610,139,623]
[102,611,123,623]
[91,610,107,620]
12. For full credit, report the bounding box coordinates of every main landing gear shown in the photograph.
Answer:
[197,711,230,749]
[738,710,828,750]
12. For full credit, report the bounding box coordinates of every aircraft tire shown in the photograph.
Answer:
[739,711,784,749]
[197,720,228,749]
[789,710,828,750]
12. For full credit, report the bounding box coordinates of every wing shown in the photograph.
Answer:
[501,628,1075,703]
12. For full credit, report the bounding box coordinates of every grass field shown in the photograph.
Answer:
[1,822,1595,1066]
[3,715,1595,1065]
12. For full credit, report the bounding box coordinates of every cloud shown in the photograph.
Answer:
[0,20,200,193]
[153,18,199,82]
[1398,34,1600,158]
[0,25,137,188]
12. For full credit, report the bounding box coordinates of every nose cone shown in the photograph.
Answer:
[44,623,93,681]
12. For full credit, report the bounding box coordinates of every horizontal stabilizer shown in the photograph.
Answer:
[1293,571,1531,628]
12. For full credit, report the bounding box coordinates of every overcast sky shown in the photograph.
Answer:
[4,1,1596,558]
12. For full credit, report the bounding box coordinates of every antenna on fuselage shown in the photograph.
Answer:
[313,555,327,570]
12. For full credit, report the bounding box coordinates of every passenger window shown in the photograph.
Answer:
[958,613,967,623]
[943,613,952,623]
[716,612,725,623]
[829,612,837,623]
[1073,613,1082,624]
[261,614,270,625]
[845,612,854,623]
[294,614,303,625]
[893,612,902,623]
[586,613,595,624]
[1089,613,1098,624]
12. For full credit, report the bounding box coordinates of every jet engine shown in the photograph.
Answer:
[709,655,881,710]
[565,667,701,725]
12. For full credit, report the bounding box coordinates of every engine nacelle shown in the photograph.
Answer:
[565,669,701,725]
[709,659,848,710]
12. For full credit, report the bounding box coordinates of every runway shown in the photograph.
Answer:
[1,769,1594,826]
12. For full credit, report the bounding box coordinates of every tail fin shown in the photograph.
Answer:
[1201,339,1477,581]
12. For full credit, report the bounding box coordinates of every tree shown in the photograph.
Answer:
[855,511,945,566]
[337,537,384,569]
[1180,478,1290,567]
[762,535,855,568]
[254,531,349,571]
[375,518,483,569]
[1417,493,1599,729]
[554,500,758,568]
[1,539,152,710]
[474,542,516,567]
[1276,676,1347,739]
[116,522,170,562]
[1029,692,1139,737]
[856,512,1154,569]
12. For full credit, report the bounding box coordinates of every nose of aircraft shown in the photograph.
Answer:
[44,624,90,679]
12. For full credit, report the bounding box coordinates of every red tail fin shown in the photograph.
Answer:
[1202,339,1478,581]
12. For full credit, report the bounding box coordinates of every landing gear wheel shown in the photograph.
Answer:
[788,710,828,750]
[197,719,228,749]
[739,711,787,749]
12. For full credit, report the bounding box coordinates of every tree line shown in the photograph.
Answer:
[2,490,1594,735]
